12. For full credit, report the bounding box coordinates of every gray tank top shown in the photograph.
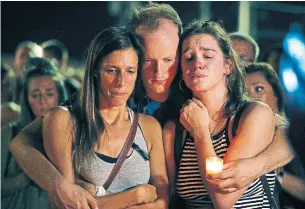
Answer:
[77,109,150,193]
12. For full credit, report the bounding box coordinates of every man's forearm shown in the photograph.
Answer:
[254,127,294,176]
[9,131,65,192]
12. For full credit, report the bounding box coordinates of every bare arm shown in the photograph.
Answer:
[9,117,66,193]
[1,125,30,196]
[254,122,293,176]
[209,115,294,192]
[127,114,169,209]
[43,108,159,209]
[181,100,275,209]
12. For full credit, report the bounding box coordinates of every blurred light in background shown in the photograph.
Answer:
[281,23,305,111]
[282,67,298,92]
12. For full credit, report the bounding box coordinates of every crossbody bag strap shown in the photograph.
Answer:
[103,112,139,190]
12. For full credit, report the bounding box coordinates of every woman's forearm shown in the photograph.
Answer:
[127,180,168,209]
[98,183,160,209]
[97,187,144,209]
[1,172,31,196]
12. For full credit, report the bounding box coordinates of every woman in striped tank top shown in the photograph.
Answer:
[163,20,277,209]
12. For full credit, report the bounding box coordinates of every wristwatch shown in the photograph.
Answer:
[95,185,106,197]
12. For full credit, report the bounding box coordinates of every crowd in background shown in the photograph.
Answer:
[1,2,305,209]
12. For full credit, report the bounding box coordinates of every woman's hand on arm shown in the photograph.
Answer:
[98,184,157,209]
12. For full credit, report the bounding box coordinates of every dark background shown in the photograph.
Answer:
[2,1,305,65]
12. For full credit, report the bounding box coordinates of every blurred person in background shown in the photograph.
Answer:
[261,43,283,76]
[13,40,42,103]
[41,39,69,72]
[13,41,42,77]
[229,32,259,65]
[245,63,284,115]
[41,39,81,97]
[1,63,21,125]
[246,63,305,207]
[1,57,67,209]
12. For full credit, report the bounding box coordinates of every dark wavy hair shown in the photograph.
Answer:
[177,20,248,117]
[72,27,144,172]
[245,62,284,114]
[20,57,67,128]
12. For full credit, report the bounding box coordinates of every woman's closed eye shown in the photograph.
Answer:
[105,68,117,74]
[203,52,213,59]
[203,56,213,59]
[184,54,194,61]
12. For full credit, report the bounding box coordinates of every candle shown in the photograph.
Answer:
[206,157,223,176]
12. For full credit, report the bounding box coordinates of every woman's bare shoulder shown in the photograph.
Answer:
[45,106,71,120]
[43,106,74,130]
[138,113,162,152]
[138,113,161,130]
[241,101,274,121]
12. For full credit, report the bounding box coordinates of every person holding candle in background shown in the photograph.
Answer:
[163,20,277,209]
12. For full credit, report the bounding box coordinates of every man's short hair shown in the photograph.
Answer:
[229,32,260,61]
[127,2,182,36]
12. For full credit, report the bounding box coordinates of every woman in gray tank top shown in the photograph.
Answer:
[42,27,169,209]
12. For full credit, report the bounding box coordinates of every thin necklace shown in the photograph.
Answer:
[210,100,228,136]
[210,119,223,136]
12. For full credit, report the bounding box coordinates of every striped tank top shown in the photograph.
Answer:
[176,118,277,209]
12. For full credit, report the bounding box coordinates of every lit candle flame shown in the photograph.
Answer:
[206,157,223,174]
